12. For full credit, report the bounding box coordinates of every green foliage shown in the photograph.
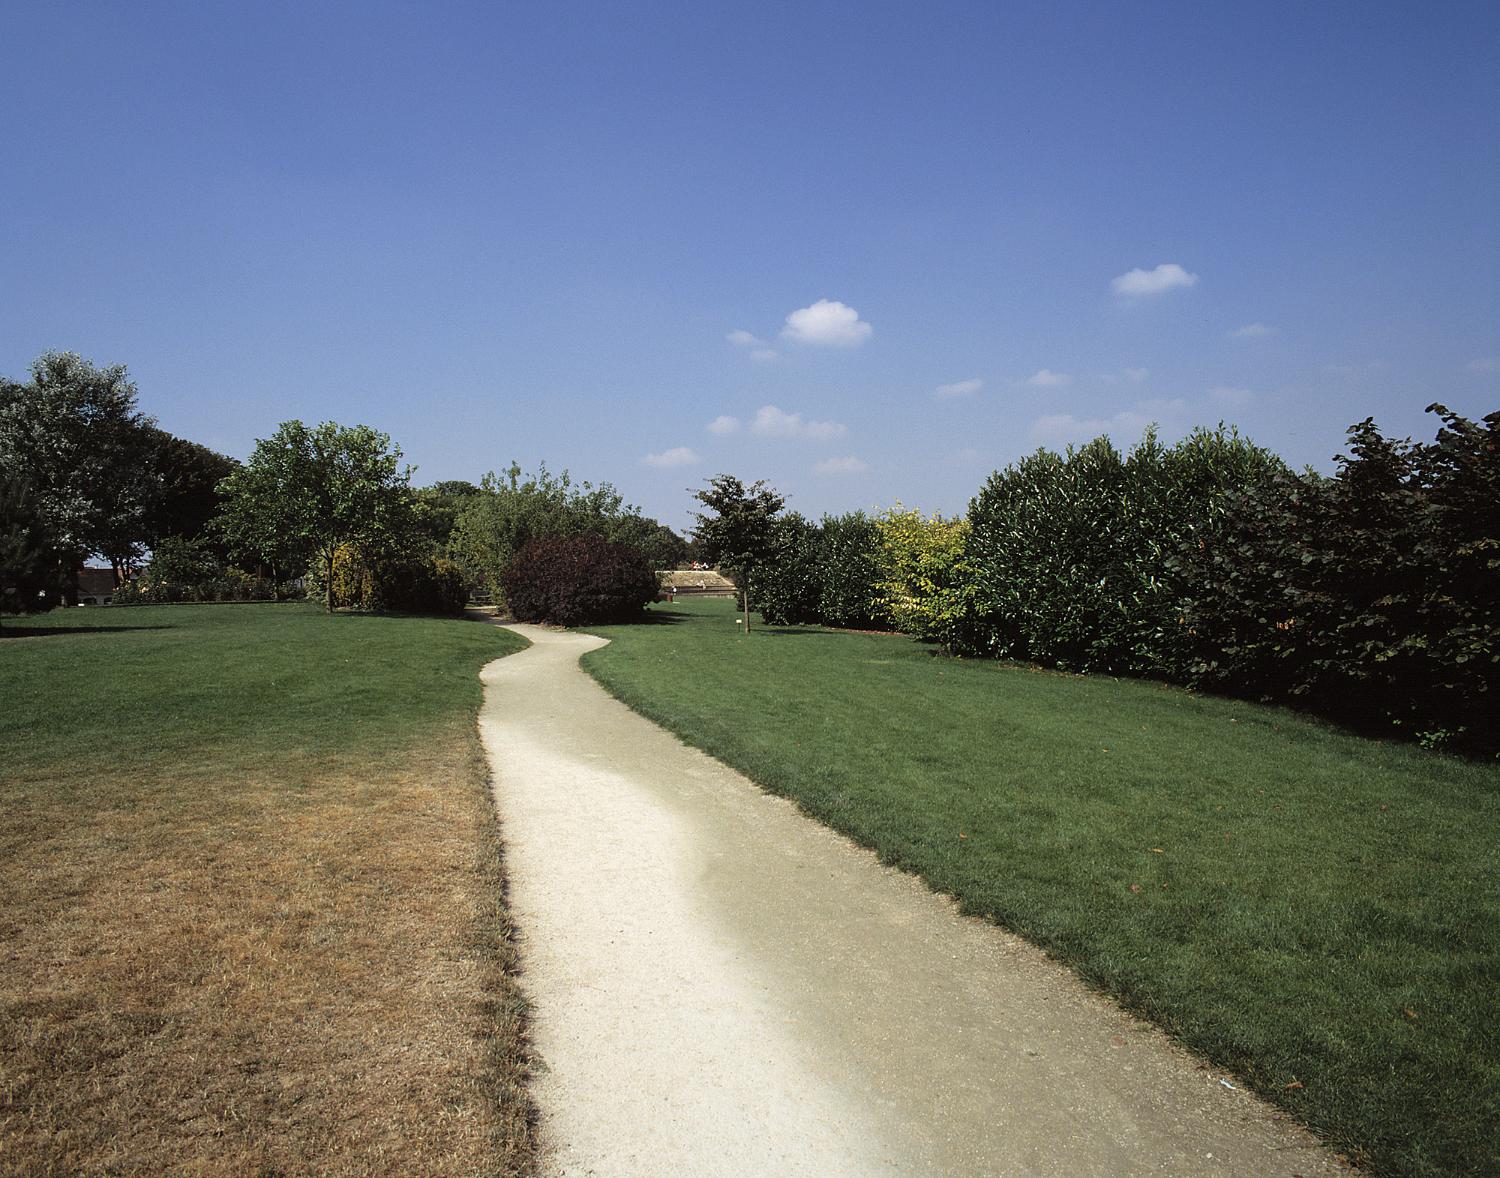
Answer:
[412,480,482,556]
[690,475,784,585]
[964,426,1285,674]
[112,567,285,604]
[0,474,65,616]
[308,543,468,615]
[111,535,292,605]
[141,428,239,550]
[872,507,976,649]
[452,463,677,601]
[216,420,417,611]
[500,533,658,625]
[0,352,158,571]
[815,512,884,628]
[605,514,689,570]
[1177,406,1500,754]
[750,512,821,625]
[751,511,886,629]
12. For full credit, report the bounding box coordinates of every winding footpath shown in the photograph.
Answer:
[477,623,1345,1177]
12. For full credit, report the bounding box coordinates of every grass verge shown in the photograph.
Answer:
[583,598,1499,1177]
[0,604,534,1176]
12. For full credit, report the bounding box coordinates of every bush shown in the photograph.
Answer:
[1177,406,1500,754]
[311,544,469,615]
[113,568,284,604]
[816,512,885,629]
[751,511,886,629]
[873,507,977,650]
[751,513,821,625]
[500,533,657,625]
[964,426,1284,673]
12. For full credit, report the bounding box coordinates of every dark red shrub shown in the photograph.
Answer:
[501,533,657,625]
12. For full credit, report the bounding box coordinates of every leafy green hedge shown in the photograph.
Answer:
[751,511,885,629]
[963,426,1285,675]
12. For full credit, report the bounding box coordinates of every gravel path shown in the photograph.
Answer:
[477,623,1345,1177]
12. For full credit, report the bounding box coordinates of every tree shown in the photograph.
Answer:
[141,428,239,551]
[0,474,64,623]
[412,480,482,556]
[0,352,158,583]
[216,420,416,612]
[690,474,784,634]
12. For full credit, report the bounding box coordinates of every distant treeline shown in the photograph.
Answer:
[1,351,687,618]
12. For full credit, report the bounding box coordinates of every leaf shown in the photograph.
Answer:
[1151,847,1165,854]
[1129,883,1142,893]
[1284,1079,1305,1090]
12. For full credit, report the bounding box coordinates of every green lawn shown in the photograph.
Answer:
[1,604,534,1176]
[583,598,1499,1178]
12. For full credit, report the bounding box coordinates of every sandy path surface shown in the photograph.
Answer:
[477,623,1344,1177]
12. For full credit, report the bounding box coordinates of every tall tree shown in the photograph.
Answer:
[690,474,784,634]
[142,428,239,550]
[216,420,416,612]
[0,352,157,582]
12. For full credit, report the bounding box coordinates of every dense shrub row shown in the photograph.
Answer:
[501,533,658,626]
[1174,407,1499,750]
[747,410,1498,756]
[964,426,1285,675]
[752,511,886,629]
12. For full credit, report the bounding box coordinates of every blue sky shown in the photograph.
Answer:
[3,2,1497,529]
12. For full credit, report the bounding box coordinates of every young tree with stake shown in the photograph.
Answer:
[690,474,784,635]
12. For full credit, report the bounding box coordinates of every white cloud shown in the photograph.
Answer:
[1229,322,1274,338]
[1209,386,1255,408]
[1111,263,1199,298]
[1027,368,1071,387]
[727,329,777,361]
[1124,367,1149,383]
[780,299,873,347]
[706,415,740,435]
[1468,356,1500,373]
[935,377,983,398]
[751,404,847,441]
[814,456,869,475]
[642,446,700,468]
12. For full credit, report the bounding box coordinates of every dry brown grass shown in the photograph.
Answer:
[0,727,534,1177]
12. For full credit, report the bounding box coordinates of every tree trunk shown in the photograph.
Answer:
[742,588,750,636]
[325,551,335,613]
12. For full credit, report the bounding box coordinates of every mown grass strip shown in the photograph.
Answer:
[583,598,1499,1178]
[0,604,534,1177]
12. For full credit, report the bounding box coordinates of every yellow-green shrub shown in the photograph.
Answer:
[873,507,976,650]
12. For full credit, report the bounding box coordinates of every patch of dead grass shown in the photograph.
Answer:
[0,727,534,1177]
